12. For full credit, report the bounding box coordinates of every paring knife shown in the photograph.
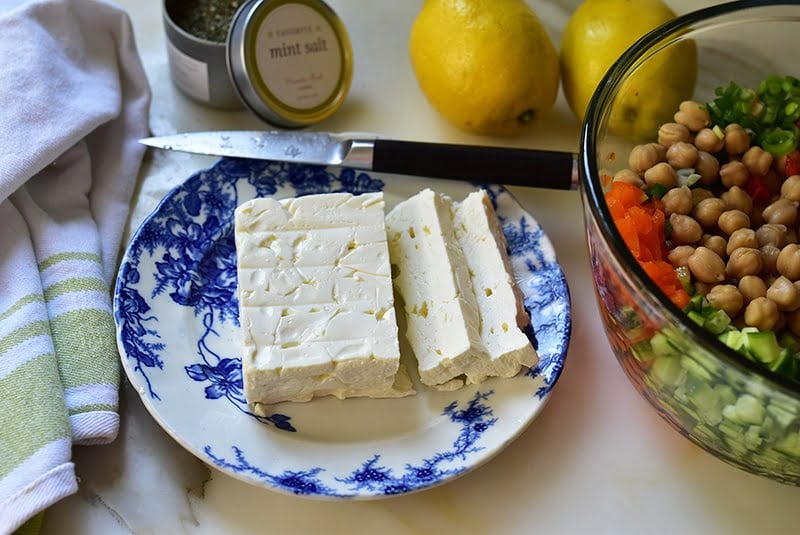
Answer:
[139,131,579,190]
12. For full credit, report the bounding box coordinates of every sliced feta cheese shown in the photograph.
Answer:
[452,190,538,380]
[386,189,489,387]
[235,192,414,406]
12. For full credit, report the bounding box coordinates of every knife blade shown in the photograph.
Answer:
[139,131,579,190]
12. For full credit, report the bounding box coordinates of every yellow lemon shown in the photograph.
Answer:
[409,0,560,136]
[560,0,697,140]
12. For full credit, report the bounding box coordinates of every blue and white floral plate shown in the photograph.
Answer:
[113,158,571,499]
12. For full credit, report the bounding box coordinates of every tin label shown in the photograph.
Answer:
[167,40,210,103]
[253,3,342,110]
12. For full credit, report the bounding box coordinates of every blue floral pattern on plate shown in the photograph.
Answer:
[113,158,571,498]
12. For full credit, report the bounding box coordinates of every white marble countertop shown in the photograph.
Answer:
[40,1,800,533]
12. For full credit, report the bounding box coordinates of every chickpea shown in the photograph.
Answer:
[694,282,716,296]
[702,234,728,259]
[658,122,692,147]
[756,223,788,248]
[674,100,711,132]
[706,284,744,317]
[613,168,645,187]
[669,213,703,244]
[739,275,768,303]
[767,276,800,311]
[780,175,800,202]
[720,186,753,216]
[643,162,678,188]
[744,296,780,331]
[761,198,798,226]
[719,160,750,188]
[691,188,714,206]
[628,143,665,174]
[666,141,699,169]
[726,247,763,280]
[717,209,751,236]
[788,228,799,244]
[760,244,781,275]
[723,123,751,155]
[693,197,727,228]
[774,153,790,177]
[792,280,800,311]
[688,246,726,283]
[668,245,695,268]
[661,185,693,216]
[777,243,800,280]
[726,228,758,254]
[691,151,720,186]
[693,127,724,153]
[742,146,774,177]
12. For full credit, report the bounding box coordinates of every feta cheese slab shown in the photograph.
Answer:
[235,192,413,406]
[453,190,539,380]
[386,189,489,387]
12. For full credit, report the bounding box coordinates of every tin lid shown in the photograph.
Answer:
[227,0,353,128]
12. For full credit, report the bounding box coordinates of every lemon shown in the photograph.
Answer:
[409,0,560,136]
[560,0,697,140]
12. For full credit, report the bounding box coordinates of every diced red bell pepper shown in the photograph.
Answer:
[785,150,800,177]
[744,174,771,205]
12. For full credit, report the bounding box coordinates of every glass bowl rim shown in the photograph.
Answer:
[580,0,800,398]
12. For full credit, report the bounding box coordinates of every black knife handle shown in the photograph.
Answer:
[371,139,577,190]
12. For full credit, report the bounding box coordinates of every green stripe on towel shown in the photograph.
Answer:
[69,403,117,416]
[0,353,70,479]
[38,251,102,272]
[49,308,119,390]
[0,320,51,355]
[0,294,45,323]
[43,277,108,302]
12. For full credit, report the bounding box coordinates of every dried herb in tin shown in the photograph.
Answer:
[171,0,245,43]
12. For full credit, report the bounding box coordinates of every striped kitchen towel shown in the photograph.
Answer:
[0,0,151,531]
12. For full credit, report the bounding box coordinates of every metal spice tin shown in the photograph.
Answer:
[163,0,353,127]
[227,0,354,128]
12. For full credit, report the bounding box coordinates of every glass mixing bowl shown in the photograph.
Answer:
[580,0,800,485]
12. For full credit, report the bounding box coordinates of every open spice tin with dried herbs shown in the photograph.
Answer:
[163,0,353,128]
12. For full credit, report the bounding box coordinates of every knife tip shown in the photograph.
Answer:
[139,137,167,150]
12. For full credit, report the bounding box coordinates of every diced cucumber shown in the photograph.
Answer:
[687,381,724,425]
[766,402,798,429]
[744,331,782,365]
[650,355,684,386]
[688,310,705,327]
[650,332,680,358]
[635,303,800,466]
[770,349,799,377]
[714,384,737,407]
[719,329,746,352]
[744,425,764,450]
[681,355,713,381]
[722,394,766,426]
[774,432,800,457]
[718,419,745,439]
[704,309,732,335]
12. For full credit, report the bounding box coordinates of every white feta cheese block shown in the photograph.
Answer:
[386,188,489,388]
[452,190,539,380]
[235,191,414,406]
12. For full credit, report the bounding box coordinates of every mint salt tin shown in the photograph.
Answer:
[227,0,354,128]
